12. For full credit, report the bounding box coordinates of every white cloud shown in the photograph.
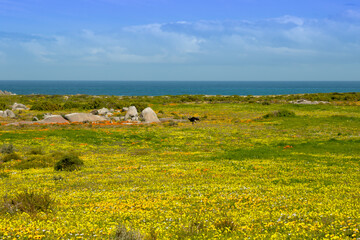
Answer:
[2,14,360,66]
[346,9,360,19]
[21,40,54,62]
[273,15,304,26]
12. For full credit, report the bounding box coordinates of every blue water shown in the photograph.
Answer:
[0,81,359,96]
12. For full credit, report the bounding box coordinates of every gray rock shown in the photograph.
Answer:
[32,117,39,121]
[290,99,330,105]
[98,108,110,115]
[90,109,99,115]
[0,90,15,95]
[159,118,187,123]
[64,113,107,123]
[6,121,33,126]
[1,110,16,118]
[112,117,120,122]
[124,106,138,121]
[141,107,160,123]
[38,115,69,124]
[11,103,29,110]
[43,113,52,118]
[122,107,129,112]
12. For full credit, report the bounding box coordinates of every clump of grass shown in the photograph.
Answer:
[214,217,237,232]
[15,155,53,170]
[1,190,54,215]
[114,224,143,240]
[2,153,21,162]
[28,147,44,155]
[176,220,206,238]
[167,121,178,126]
[54,153,84,171]
[0,172,9,178]
[263,109,296,119]
[0,144,15,154]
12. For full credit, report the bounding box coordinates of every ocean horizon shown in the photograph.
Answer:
[0,80,359,96]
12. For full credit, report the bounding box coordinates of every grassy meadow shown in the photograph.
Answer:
[1,94,360,239]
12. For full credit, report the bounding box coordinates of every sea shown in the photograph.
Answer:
[0,81,359,96]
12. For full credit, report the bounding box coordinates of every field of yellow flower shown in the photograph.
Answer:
[1,101,360,239]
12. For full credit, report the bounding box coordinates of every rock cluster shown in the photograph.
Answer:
[12,103,29,110]
[3,104,161,125]
[125,106,139,121]
[289,99,329,105]
[0,90,15,95]
[0,110,16,118]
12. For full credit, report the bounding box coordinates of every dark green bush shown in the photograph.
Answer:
[1,190,54,215]
[263,109,296,119]
[28,147,44,155]
[2,153,21,162]
[31,101,62,111]
[1,144,15,154]
[84,98,103,110]
[0,102,7,110]
[54,153,84,171]
[63,101,83,109]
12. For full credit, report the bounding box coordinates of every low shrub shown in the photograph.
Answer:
[31,101,62,111]
[263,109,296,119]
[2,153,21,162]
[63,101,83,109]
[54,153,84,171]
[0,172,9,178]
[0,144,15,154]
[28,147,44,155]
[176,220,206,239]
[15,155,55,170]
[1,190,54,215]
[0,102,7,110]
[214,217,237,232]
[114,224,143,240]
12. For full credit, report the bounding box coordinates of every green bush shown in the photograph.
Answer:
[263,109,296,119]
[63,101,83,110]
[1,190,54,215]
[54,153,84,171]
[28,147,44,155]
[2,153,21,162]
[15,155,55,170]
[31,101,62,111]
[0,102,7,110]
[1,144,15,154]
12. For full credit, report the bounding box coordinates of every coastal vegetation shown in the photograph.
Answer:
[0,92,360,239]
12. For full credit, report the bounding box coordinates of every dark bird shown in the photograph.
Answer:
[188,117,200,124]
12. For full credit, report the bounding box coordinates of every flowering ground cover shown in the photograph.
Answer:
[0,102,360,239]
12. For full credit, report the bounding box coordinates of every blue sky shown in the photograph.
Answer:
[0,0,360,80]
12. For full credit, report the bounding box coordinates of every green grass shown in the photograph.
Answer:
[0,98,360,239]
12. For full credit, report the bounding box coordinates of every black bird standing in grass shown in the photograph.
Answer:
[188,117,200,124]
